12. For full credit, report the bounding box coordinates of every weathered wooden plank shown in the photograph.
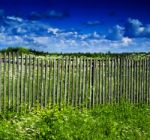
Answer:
[85,59,88,108]
[47,59,52,106]
[16,53,20,112]
[44,59,47,107]
[72,58,75,107]
[59,58,63,108]
[138,59,141,104]
[3,53,6,111]
[64,58,68,105]
[20,53,23,111]
[67,57,71,106]
[141,59,145,103]
[0,54,1,112]
[146,58,149,104]
[89,58,92,108]
[36,58,40,105]
[136,60,138,104]
[24,55,27,112]
[56,59,59,105]
[95,59,98,106]
[148,57,150,104]
[53,58,56,106]
[31,57,35,107]
[109,58,113,103]
[98,59,101,104]
[40,59,44,108]
[28,55,31,111]
[107,58,110,103]
[8,53,10,109]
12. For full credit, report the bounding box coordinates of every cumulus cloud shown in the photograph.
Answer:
[107,25,124,40]
[107,18,150,41]
[124,18,150,38]
[124,18,144,37]
[0,16,150,53]
[47,28,61,35]
[6,16,23,22]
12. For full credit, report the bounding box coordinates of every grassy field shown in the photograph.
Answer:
[0,102,150,140]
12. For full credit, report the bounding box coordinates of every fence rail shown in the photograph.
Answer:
[0,53,150,112]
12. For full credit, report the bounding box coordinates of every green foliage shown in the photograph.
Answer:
[0,103,150,139]
[0,47,30,55]
[0,47,150,59]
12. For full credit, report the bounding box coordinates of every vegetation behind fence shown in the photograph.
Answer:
[0,53,150,112]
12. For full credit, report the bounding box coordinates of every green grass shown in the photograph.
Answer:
[0,102,150,140]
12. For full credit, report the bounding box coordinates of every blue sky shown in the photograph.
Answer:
[0,0,150,52]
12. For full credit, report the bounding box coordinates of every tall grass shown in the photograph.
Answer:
[0,102,150,140]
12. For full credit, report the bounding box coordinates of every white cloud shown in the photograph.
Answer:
[0,16,150,53]
[6,16,23,22]
[107,25,124,40]
[48,28,60,35]
[122,37,132,46]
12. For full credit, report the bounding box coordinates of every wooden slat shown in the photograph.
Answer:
[146,58,149,104]
[24,55,27,112]
[136,60,138,104]
[20,54,23,111]
[101,59,104,104]
[148,57,150,104]
[59,58,63,108]
[75,57,78,107]
[125,58,128,101]
[95,59,98,106]
[104,58,107,103]
[107,58,110,103]
[117,57,119,103]
[36,58,39,104]
[31,57,35,107]
[85,59,88,108]
[8,53,10,109]
[64,58,68,105]
[16,53,20,112]
[0,54,1,112]
[67,57,71,105]
[3,53,6,111]
[98,59,101,104]
[72,58,75,107]
[89,58,92,108]
[44,59,47,107]
[138,59,141,104]
[40,59,44,108]
[78,58,81,108]
[12,53,15,111]
[56,59,59,105]
[53,58,56,106]
[141,59,145,103]
[47,58,52,106]
[110,58,113,103]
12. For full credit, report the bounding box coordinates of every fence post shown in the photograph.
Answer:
[0,53,1,112]
[91,59,95,108]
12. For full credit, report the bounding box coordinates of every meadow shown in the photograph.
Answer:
[1,102,150,140]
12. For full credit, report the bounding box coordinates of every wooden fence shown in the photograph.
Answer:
[0,53,150,112]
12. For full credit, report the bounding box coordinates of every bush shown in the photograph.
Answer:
[0,103,150,139]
